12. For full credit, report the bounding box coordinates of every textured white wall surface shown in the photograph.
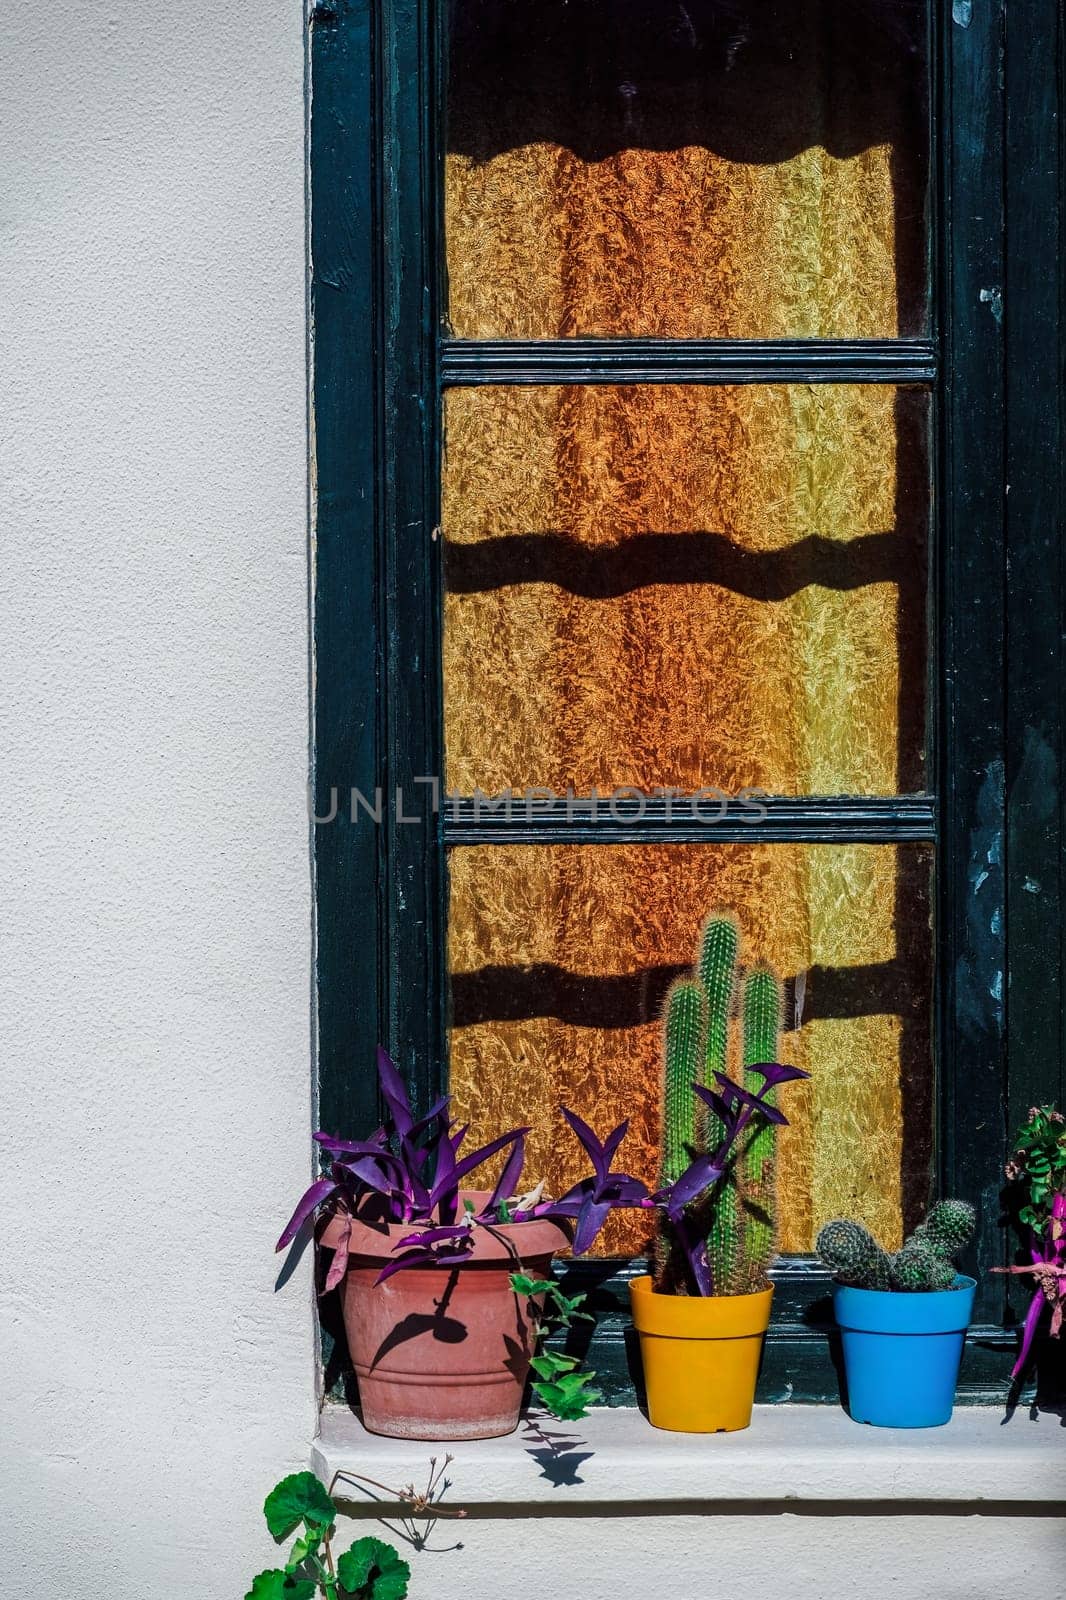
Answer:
[0,3,315,1597]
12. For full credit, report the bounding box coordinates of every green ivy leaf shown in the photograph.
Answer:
[264,1473,336,1542]
[245,1569,317,1600]
[533,1380,602,1421]
[529,1352,578,1379]
[510,1273,555,1296]
[550,1370,592,1397]
[337,1536,410,1600]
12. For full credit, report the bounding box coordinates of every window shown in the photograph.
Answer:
[310,0,1064,1400]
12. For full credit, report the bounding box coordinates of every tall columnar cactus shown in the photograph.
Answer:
[700,915,740,1295]
[816,1200,975,1292]
[738,964,785,1289]
[659,979,706,1187]
[657,912,786,1295]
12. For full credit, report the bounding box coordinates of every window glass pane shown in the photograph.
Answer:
[448,842,933,1256]
[447,0,929,338]
[443,384,929,797]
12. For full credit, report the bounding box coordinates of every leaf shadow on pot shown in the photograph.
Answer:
[369,1269,469,1371]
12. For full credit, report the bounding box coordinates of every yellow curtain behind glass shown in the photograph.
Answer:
[443,385,928,797]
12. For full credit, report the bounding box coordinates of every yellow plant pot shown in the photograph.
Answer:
[630,1275,773,1433]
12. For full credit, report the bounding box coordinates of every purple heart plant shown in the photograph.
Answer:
[279,1041,803,1297]
[994,1106,1066,1378]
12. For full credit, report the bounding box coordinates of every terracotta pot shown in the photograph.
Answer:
[630,1274,773,1432]
[320,1196,569,1440]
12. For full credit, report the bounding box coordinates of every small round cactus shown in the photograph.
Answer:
[914,1198,975,1260]
[816,1219,892,1290]
[820,1199,974,1293]
[889,1239,957,1293]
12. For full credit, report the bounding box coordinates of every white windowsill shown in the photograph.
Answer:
[313,1405,1065,1508]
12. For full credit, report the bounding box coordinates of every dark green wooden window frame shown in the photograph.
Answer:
[310,0,1064,1402]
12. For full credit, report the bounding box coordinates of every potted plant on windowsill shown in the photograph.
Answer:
[628,912,808,1433]
[277,1047,649,1442]
[993,1105,1066,1382]
[816,1200,977,1427]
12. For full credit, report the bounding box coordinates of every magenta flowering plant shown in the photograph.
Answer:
[994,1106,1066,1378]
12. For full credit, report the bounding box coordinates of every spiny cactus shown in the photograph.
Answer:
[913,1199,976,1260]
[738,964,784,1288]
[701,915,741,1296]
[816,1199,975,1292]
[660,979,706,1187]
[816,1219,892,1291]
[657,911,788,1295]
[890,1239,957,1292]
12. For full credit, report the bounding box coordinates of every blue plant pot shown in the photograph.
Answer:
[833,1276,976,1428]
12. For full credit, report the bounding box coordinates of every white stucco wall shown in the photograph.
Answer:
[1,4,315,1597]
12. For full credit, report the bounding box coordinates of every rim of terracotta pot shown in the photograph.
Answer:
[319,1189,571,1265]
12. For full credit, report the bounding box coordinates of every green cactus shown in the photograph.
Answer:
[659,979,706,1187]
[913,1199,975,1260]
[818,1199,974,1293]
[737,965,784,1292]
[656,911,788,1295]
[700,915,740,1296]
[816,1219,892,1290]
[889,1239,957,1293]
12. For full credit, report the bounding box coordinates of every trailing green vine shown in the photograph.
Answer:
[510,1272,602,1421]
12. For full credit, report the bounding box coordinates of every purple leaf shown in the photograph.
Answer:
[692,1083,738,1135]
[375,1236,476,1282]
[560,1106,609,1182]
[452,1127,530,1188]
[546,1177,595,1218]
[339,1153,406,1200]
[376,1045,414,1137]
[592,1172,652,1208]
[313,1129,388,1157]
[573,1196,615,1255]
[600,1119,630,1172]
[448,1123,469,1155]
[746,1062,811,1093]
[487,1133,527,1216]
[375,1248,438,1281]
[664,1155,725,1216]
[276,1176,338,1251]
[408,1095,453,1141]
[712,1075,789,1126]
[396,1223,475,1249]
[427,1124,458,1210]
[323,1214,352,1293]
